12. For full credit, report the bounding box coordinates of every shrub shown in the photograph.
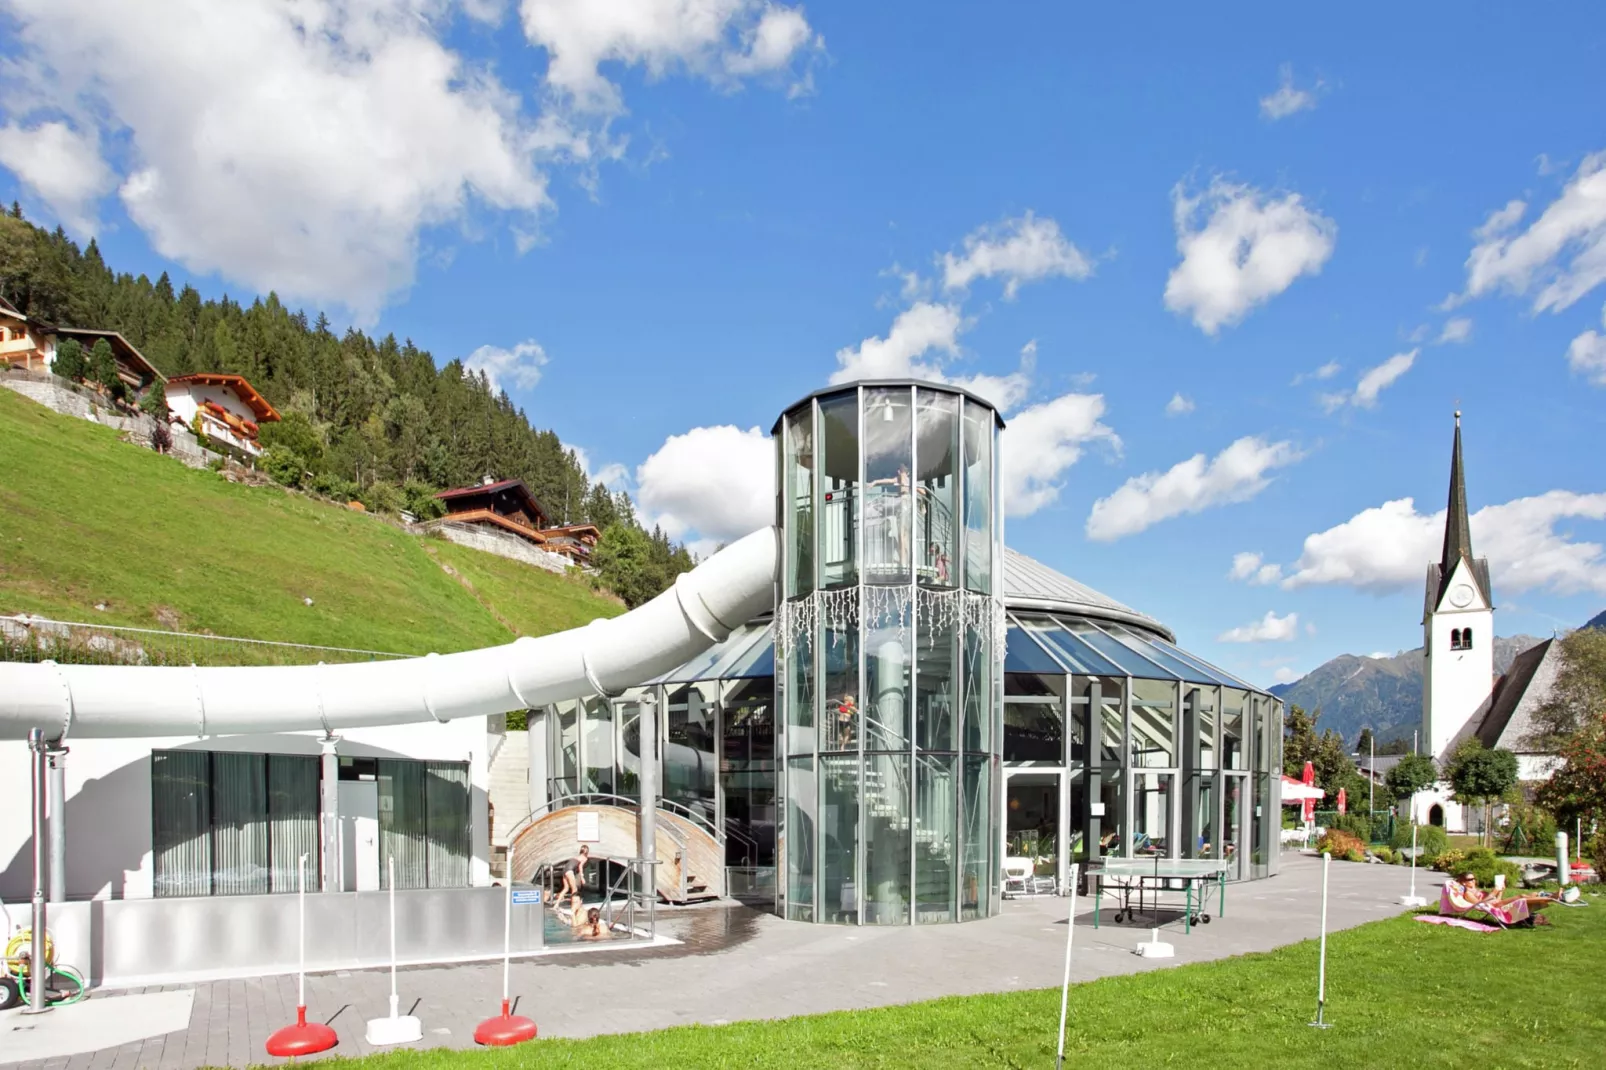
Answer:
[360,480,403,515]
[1317,829,1365,859]
[1372,846,1395,864]
[149,421,172,454]
[208,456,226,473]
[402,480,446,521]
[1330,813,1373,843]
[1500,803,1558,855]
[139,380,168,420]
[309,471,358,501]
[1589,830,1606,881]
[1391,822,1449,863]
[261,446,304,487]
[1433,849,1467,874]
[1452,847,1524,890]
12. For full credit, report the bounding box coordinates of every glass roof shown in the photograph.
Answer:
[649,613,1270,695]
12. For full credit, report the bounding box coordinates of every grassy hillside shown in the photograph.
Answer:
[0,387,621,654]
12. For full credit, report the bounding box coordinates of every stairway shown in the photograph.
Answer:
[824,760,957,922]
[488,731,530,877]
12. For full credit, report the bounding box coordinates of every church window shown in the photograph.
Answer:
[1462,627,1472,650]
[1449,628,1472,652]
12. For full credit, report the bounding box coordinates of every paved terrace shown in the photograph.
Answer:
[3,853,1422,1069]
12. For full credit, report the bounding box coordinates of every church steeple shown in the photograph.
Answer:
[1440,410,1473,574]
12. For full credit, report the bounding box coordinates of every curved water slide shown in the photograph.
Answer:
[0,527,778,741]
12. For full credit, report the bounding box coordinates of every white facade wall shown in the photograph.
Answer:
[167,382,264,458]
[0,718,494,906]
[1423,557,1494,762]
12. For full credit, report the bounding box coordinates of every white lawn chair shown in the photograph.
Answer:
[1002,857,1033,898]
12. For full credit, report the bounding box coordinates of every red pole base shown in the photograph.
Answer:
[266,1005,339,1058]
[474,1000,538,1046]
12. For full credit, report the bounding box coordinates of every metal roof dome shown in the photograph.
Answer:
[1002,547,1174,643]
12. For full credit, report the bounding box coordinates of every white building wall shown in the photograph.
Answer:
[0,717,492,906]
[1424,557,1494,762]
[166,382,264,457]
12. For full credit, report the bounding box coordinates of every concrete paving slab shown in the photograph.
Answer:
[0,992,193,1063]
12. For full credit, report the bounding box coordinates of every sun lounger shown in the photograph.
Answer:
[1439,880,1536,928]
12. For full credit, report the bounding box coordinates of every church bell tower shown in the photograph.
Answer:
[1422,412,1495,761]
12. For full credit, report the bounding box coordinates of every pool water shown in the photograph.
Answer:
[542,905,649,946]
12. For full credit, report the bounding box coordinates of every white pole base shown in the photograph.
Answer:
[365,1015,423,1046]
[1398,895,1427,907]
[1135,928,1175,958]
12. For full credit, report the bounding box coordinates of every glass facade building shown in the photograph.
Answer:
[531,379,1282,923]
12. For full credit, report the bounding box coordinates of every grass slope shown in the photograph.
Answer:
[0,387,620,653]
[312,901,1604,1069]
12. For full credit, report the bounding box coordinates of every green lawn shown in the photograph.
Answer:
[0,387,618,654]
[312,899,1604,1070]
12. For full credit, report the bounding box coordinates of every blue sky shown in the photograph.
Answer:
[3,1,1604,685]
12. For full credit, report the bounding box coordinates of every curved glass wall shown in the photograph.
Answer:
[777,383,1004,924]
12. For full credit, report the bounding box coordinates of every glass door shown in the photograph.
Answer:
[1002,770,1065,893]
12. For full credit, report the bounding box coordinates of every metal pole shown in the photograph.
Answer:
[1368,734,1374,817]
[1055,863,1080,1070]
[1556,831,1569,889]
[1309,852,1331,1028]
[638,694,659,905]
[502,870,512,1005]
[24,728,51,1015]
[388,856,399,1019]
[320,734,341,892]
[47,742,68,904]
[298,854,307,1010]
[1409,822,1417,900]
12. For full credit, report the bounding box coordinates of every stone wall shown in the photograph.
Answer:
[2,368,219,468]
[423,519,572,575]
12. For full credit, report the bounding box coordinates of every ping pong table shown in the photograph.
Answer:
[1091,857,1230,935]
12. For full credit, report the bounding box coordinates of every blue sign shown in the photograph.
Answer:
[512,889,542,906]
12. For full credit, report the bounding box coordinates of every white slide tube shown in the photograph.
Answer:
[0,527,778,741]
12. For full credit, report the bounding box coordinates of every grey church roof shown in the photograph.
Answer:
[1002,548,1174,642]
[1429,413,1494,616]
[1476,638,1561,753]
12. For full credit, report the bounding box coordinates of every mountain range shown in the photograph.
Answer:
[1269,635,1544,749]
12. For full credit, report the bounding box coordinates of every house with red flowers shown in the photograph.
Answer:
[165,372,281,457]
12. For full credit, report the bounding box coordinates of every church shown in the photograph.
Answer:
[1412,413,1564,832]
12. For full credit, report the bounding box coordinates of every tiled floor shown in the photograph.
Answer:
[1,853,1418,1069]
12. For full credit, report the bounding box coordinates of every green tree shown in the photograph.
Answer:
[1525,629,1606,751]
[1356,726,1375,756]
[1536,706,1606,832]
[261,446,305,487]
[139,379,168,420]
[89,337,121,399]
[258,410,327,472]
[1384,754,1438,803]
[51,337,85,381]
[402,480,445,520]
[1282,704,1366,810]
[1444,738,1519,847]
[592,523,661,608]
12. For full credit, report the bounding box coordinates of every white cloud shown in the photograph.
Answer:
[1351,349,1417,408]
[1277,491,1606,596]
[1085,436,1303,541]
[1259,64,1319,121]
[569,444,629,489]
[1567,305,1606,386]
[1000,393,1120,518]
[828,303,1036,412]
[0,0,813,318]
[520,0,821,114]
[1165,393,1195,416]
[634,424,773,555]
[1218,610,1300,643]
[939,212,1094,299]
[1229,551,1284,586]
[1165,178,1337,334]
[0,120,116,234]
[1272,666,1301,684]
[463,339,550,392]
[1291,360,1341,386]
[1437,317,1473,344]
[1320,349,1417,411]
[1456,150,1606,313]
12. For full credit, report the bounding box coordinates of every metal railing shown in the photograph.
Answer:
[0,614,409,668]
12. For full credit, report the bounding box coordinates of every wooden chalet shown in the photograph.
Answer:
[166,372,281,457]
[0,301,165,396]
[436,478,553,545]
[537,523,602,565]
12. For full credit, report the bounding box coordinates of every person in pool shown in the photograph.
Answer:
[578,906,611,940]
[558,845,589,913]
